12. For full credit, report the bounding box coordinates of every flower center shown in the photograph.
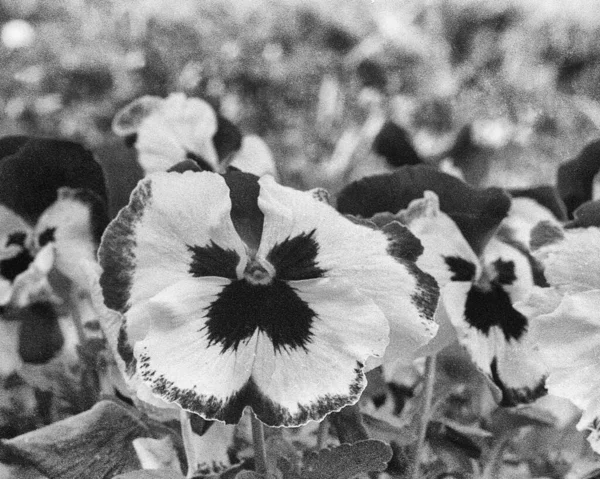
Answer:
[244,258,275,285]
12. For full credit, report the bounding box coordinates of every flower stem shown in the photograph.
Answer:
[411,354,437,479]
[180,409,197,478]
[251,414,269,476]
[317,417,329,450]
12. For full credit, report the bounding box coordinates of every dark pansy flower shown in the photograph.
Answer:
[557,139,600,218]
[338,167,548,406]
[0,136,109,373]
[97,170,439,426]
[518,208,600,452]
[112,93,277,178]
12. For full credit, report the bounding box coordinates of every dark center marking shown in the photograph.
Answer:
[38,227,56,247]
[188,241,240,279]
[6,231,26,248]
[492,259,516,285]
[445,256,476,282]
[266,230,325,281]
[0,249,34,282]
[464,283,528,341]
[204,279,316,354]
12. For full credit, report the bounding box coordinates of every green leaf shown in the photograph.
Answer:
[361,412,418,446]
[328,404,369,444]
[302,439,392,479]
[233,472,266,479]
[2,399,180,479]
[112,470,184,479]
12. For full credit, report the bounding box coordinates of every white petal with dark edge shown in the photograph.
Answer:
[99,171,247,314]
[132,278,257,420]
[256,176,438,366]
[250,277,389,426]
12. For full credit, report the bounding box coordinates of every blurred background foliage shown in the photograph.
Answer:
[1,0,600,196]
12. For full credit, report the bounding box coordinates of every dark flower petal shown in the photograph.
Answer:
[337,165,511,255]
[373,121,421,168]
[167,159,203,174]
[213,114,243,162]
[0,137,108,224]
[565,199,600,229]
[557,139,600,217]
[223,170,263,251]
[509,185,567,221]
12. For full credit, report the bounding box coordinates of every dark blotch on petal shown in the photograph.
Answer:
[494,227,548,287]
[223,170,263,251]
[38,227,56,247]
[464,284,528,341]
[267,230,325,280]
[445,256,476,282]
[6,232,27,248]
[117,325,136,376]
[124,133,137,148]
[529,221,564,251]
[493,259,516,285]
[188,241,240,279]
[490,357,547,407]
[337,165,511,256]
[205,280,315,353]
[0,249,33,282]
[99,179,152,313]
[382,221,423,263]
[18,302,64,364]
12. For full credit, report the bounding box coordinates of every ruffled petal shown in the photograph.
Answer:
[99,171,247,314]
[256,176,438,365]
[250,277,389,426]
[532,226,600,294]
[132,278,257,422]
[136,94,219,174]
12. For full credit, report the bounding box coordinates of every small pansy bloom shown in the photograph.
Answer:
[98,169,439,426]
[338,165,550,406]
[518,200,600,453]
[0,136,109,372]
[112,93,277,178]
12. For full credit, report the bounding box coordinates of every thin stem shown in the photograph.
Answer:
[482,432,510,479]
[180,409,197,478]
[411,354,437,479]
[251,414,269,476]
[317,417,329,450]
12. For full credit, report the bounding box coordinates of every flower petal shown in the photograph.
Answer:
[336,165,511,256]
[256,176,438,365]
[508,185,567,222]
[132,278,257,422]
[111,95,163,137]
[229,135,277,178]
[532,227,600,294]
[250,277,389,426]
[99,171,247,314]
[135,94,219,174]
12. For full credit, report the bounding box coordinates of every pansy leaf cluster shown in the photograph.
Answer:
[337,165,551,406]
[97,168,439,427]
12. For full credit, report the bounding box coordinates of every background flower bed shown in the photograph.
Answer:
[3,0,600,478]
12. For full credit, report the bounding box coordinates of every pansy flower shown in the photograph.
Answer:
[112,93,277,178]
[0,136,109,373]
[98,169,439,426]
[337,165,549,406]
[518,200,600,452]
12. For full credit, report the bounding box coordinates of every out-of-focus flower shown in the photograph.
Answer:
[1,19,35,50]
[97,169,439,426]
[338,165,549,406]
[517,200,600,452]
[0,136,109,373]
[112,93,277,178]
